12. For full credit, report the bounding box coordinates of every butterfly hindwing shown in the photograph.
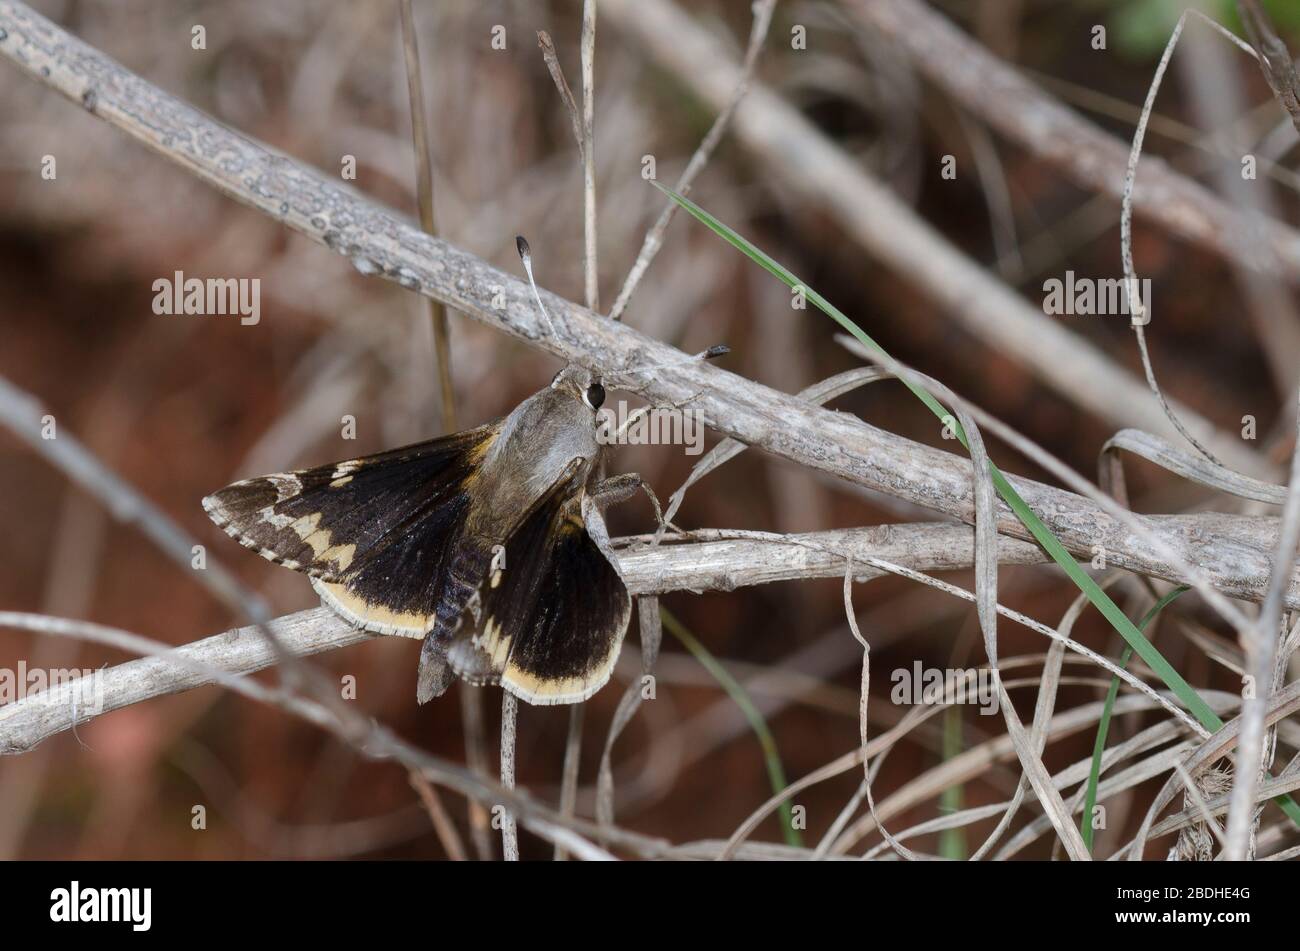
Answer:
[448,488,631,705]
[503,496,630,705]
[204,422,499,636]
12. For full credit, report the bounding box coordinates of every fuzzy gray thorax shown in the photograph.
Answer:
[467,364,602,541]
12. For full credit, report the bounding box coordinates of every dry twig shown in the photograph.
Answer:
[1237,0,1300,135]
[0,522,1049,755]
[847,0,1300,283]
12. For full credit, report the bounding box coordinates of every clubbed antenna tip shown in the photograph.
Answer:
[515,233,557,341]
[607,344,732,386]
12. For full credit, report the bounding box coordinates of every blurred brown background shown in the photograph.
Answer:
[1,0,1297,859]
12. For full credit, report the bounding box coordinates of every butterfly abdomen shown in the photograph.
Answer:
[414,540,496,703]
[433,543,493,637]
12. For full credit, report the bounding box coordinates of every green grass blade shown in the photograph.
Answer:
[939,704,967,859]
[1081,586,1188,852]
[660,606,803,848]
[655,182,1300,828]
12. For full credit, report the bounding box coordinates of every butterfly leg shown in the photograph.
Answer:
[593,472,664,532]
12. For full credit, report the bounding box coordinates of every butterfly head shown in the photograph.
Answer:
[550,364,605,412]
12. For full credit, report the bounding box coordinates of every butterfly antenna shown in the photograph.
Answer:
[609,345,729,385]
[516,235,560,342]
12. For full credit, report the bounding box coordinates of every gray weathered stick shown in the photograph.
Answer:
[0,607,368,756]
[0,523,1047,754]
[0,612,659,859]
[0,377,266,621]
[848,0,1300,281]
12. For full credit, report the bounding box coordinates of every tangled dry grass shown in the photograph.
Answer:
[1,0,1299,862]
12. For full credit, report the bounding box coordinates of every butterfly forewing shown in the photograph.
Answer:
[204,423,500,635]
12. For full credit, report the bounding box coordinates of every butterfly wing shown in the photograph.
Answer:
[203,422,499,637]
[448,489,632,705]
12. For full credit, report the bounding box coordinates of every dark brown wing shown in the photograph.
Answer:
[204,423,499,637]
[447,489,631,705]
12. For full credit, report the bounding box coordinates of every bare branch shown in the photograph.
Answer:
[0,523,1047,755]
[0,376,266,621]
[408,770,468,861]
[458,685,494,860]
[847,0,1300,282]
[554,702,585,861]
[0,612,659,859]
[836,335,1254,636]
[500,692,520,861]
[0,607,362,756]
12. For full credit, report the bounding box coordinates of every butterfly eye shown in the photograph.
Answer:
[584,382,605,410]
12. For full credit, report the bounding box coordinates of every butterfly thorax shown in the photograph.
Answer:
[466,375,600,543]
